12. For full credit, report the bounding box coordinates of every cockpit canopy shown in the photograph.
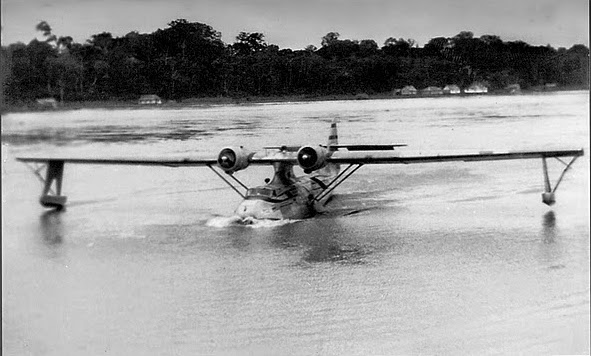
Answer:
[245,186,299,201]
[246,187,276,198]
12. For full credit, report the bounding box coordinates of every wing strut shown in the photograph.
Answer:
[313,164,364,202]
[206,164,248,199]
[541,155,579,206]
[24,160,68,209]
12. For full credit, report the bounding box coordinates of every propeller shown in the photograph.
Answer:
[218,148,237,170]
[297,147,318,170]
[217,147,253,173]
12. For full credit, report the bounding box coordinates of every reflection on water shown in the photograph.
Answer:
[36,210,69,262]
[272,220,370,265]
[39,210,64,245]
[302,237,367,264]
[541,210,557,244]
[208,216,371,265]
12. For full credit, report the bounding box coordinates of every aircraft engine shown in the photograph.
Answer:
[217,147,253,174]
[297,145,328,174]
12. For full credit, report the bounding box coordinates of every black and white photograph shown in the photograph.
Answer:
[1,0,589,354]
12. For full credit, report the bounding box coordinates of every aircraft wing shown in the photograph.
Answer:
[16,148,584,167]
[15,147,584,210]
[16,156,220,167]
[326,148,584,164]
[15,154,303,166]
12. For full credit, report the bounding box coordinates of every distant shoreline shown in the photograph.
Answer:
[2,86,588,114]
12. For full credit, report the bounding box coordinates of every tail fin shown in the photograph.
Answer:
[321,118,340,177]
[327,118,338,151]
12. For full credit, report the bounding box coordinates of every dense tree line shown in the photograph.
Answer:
[1,19,589,105]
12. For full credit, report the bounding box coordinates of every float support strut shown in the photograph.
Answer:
[43,160,64,196]
[36,160,67,209]
[541,156,579,206]
[313,164,364,202]
[206,164,246,199]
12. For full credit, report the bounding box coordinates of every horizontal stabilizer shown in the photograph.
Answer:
[321,144,407,151]
[263,146,302,152]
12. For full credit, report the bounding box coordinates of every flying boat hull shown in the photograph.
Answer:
[236,197,314,220]
[235,175,330,220]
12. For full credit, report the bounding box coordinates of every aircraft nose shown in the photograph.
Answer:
[236,199,282,219]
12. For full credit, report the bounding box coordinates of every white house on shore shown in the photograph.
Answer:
[443,84,461,94]
[505,83,521,94]
[400,85,418,95]
[138,94,163,105]
[36,98,58,108]
[421,86,443,95]
[544,83,558,90]
[464,82,488,94]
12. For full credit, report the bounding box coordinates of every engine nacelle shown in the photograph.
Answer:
[217,146,253,174]
[297,145,328,174]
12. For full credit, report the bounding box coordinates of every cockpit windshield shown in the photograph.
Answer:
[246,187,275,198]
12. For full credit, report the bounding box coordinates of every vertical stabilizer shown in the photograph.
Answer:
[327,118,338,151]
[318,118,340,177]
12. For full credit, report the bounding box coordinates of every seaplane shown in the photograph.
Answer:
[17,119,583,220]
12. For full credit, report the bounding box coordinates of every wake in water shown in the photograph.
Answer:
[205,215,301,228]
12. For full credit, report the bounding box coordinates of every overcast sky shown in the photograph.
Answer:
[1,0,588,49]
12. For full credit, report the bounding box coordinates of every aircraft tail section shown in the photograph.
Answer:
[321,119,340,176]
[327,118,338,151]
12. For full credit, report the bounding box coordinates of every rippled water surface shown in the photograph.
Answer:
[2,92,589,355]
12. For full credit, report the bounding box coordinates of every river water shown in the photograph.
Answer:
[2,92,589,355]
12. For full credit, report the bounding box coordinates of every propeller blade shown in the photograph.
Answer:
[218,149,237,169]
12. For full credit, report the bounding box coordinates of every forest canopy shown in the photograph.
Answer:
[1,19,589,105]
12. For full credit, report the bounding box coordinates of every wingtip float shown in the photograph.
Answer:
[17,120,584,219]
